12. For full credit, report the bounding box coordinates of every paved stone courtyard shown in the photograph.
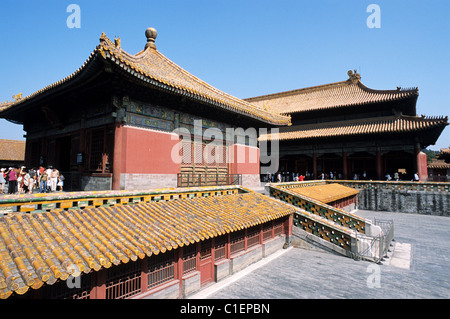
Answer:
[192,210,450,299]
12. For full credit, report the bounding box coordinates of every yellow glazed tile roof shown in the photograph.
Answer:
[259,115,448,141]
[0,31,290,126]
[0,139,25,162]
[427,159,450,169]
[245,75,418,115]
[287,183,359,204]
[0,191,295,298]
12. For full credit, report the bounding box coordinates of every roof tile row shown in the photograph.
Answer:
[0,191,295,298]
[259,115,448,141]
[246,80,418,114]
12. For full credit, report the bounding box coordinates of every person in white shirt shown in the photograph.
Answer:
[50,168,59,192]
[46,167,53,192]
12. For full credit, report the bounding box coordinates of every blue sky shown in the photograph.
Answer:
[0,0,449,150]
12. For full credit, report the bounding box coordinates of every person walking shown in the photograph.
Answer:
[45,167,52,192]
[8,167,17,194]
[0,168,6,194]
[57,174,64,191]
[394,172,399,181]
[39,169,48,193]
[28,167,36,193]
[50,168,59,192]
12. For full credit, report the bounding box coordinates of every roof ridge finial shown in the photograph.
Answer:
[145,27,157,50]
[114,36,121,49]
[347,69,361,84]
[12,93,22,101]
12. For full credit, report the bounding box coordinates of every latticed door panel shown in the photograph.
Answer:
[180,140,229,186]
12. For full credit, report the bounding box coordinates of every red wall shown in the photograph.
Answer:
[228,144,260,175]
[121,126,181,174]
[112,127,261,190]
[113,125,181,189]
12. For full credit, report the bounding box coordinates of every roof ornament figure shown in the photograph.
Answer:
[114,36,121,49]
[99,31,107,43]
[347,69,361,84]
[145,27,157,50]
[12,93,22,101]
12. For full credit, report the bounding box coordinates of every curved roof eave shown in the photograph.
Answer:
[0,32,291,127]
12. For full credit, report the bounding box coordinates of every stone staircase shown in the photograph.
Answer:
[266,182,394,263]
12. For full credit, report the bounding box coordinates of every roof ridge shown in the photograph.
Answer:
[0,30,291,126]
[283,114,448,132]
[245,80,351,102]
[245,73,421,115]
[356,81,419,96]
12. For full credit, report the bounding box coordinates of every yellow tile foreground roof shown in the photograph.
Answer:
[287,184,359,204]
[0,191,295,298]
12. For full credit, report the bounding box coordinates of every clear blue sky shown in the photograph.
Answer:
[0,0,449,150]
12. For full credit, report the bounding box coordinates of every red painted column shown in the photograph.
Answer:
[286,215,293,237]
[112,124,124,190]
[415,146,428,181]
[140,258,148,294]
[94,270,106,299]
[196,242,201,271]
[225,233,231,259]
[177,247,183,298]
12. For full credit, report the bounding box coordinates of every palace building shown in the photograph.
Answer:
[0,28,290,191]
[0,28,448,187]
[428,147,450,182]
[249,70,448,181]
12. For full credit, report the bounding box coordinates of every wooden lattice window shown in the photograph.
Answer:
[216,145,227,167]
[214,235,227,261]
[247,225,261,248]
[183,244,197,275]
[147,251,175,289]
[105,261,142,299]
[274,219,284,237]
[230,230,245,255]
[263,222,274,242]
[85,127,113,173]
[193,142,204,165]
[89,129,104,171]
[200,240,212,260]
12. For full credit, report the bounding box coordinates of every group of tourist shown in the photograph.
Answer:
[265,171,343,183]
[264,170,421,183]
[0,166,65,195]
